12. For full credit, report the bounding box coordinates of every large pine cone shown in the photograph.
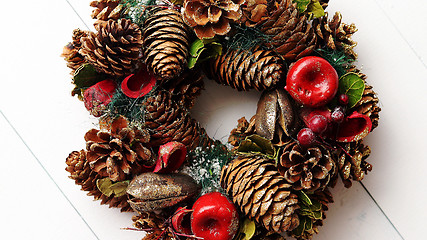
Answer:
[84,116,154,182]
[334,141,372,188]
[259,0,317,61]
[143,9,190,81]
[205,48,284,91]
[160,69,204,110]
[65,149,132,211]
[142,90,213,151]
[80,19,143,76]
[90,0,122,21]
[278,140,336,192]
[183,0,244,39]
[355,83,381,131]
[313,12,358,59]
[62,29,88,75]
[220,155,300,233]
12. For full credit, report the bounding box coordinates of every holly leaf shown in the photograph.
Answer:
[293,0,311,13]
[96,178,114,197]
[307,0,325,19]
[338,72,365,108]
[110,180,130,197]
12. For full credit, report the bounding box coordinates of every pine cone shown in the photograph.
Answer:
[142,90,213,151]
[228,116,256,149]
[220,155,300,233]
[313,12,358,59]
[278,140,336,192]
[132,212,174,240]
[143,9,190,81]
[334,141,372,188]
[160,69,204,110]
[90,0,123,21]
[354,83,381,131]
[85,116,154,182]
[80,19,143,76]
[205,48,284,91]
[62,29,89,75]
[183,0,244,39]
[259,0,317,61]
[65,149,132,211]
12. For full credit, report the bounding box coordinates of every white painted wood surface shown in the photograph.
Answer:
[1,0,425,239]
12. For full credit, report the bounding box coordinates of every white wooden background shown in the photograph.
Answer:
[1,0,426,239]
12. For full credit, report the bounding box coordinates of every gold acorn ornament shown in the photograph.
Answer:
[183,0,245,39]
[142,9,190,81]
[220,155,300,233]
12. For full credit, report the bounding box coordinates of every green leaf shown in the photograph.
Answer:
[240,219,256,240]
[307,0,325,19]
[238,139,263,153]
[189,39,205,57]
[96,178,114,197]
[110,180,130,197]
[73,64,104,89]
[338,72,366,108]
[188,38,222,69]
[305,218,313,231]
[293,0,311,12]
[309,200,322,212]
[292,216,307,236]
[237,135,275,156]
[297,191,313,206]
[312,210,323,220]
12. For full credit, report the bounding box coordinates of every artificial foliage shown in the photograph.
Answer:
[62,0,381,239]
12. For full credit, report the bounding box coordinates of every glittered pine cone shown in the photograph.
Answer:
[354,82,381,131]
[62,29,89,75]
[80,19,143,76]
[183,0,244,39]
[160,69,204,110]
[220,155,300,233]
[84,116,154,182]
[205,47,284,91]
[90,0,123,21]
[142,90,214,151]
[313,12,358,59]
[65,149,132,211]
[228,116,256,149]
[143,9,190,81]
[334,141,372,188]
[278,140,336,192]
[259,0,317,61]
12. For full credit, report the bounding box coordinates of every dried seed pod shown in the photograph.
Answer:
[255,88,298,145]
[127,172,201,213]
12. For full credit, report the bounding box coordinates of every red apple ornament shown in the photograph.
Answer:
[83,79,117,117]
[153,141,187,173]
[285,56,339,107]
[191,192,239,240]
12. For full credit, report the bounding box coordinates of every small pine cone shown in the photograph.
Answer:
[62,29,89,75]
[160,69,204,110]
[334,141,372,188]
[90,0,123,21]
[354,83,381,131]
[278,140,336,192]
[65,149,132,211]
[85,116,154,182]
[205,48,284,91]
[142,90,211,151]
[220,155,300,233]
[80,19,143,76]
[143,9,190,81]
[228,116,256,149]
[259,1,317,61]
[132,212,175,240]
[313,12,358,59]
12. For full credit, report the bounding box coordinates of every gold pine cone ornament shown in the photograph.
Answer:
[183,0,245,39]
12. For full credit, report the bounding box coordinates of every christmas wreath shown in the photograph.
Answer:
[62,0,381,239]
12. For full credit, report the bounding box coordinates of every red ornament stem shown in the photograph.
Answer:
[121,227,160,232]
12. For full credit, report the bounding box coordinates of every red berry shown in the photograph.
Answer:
[331,107,345,123]
[191,192,239,240]
[308,115,328,134]
[297,128,316,147]
[338,94,349,106]
[285,56,339,107]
